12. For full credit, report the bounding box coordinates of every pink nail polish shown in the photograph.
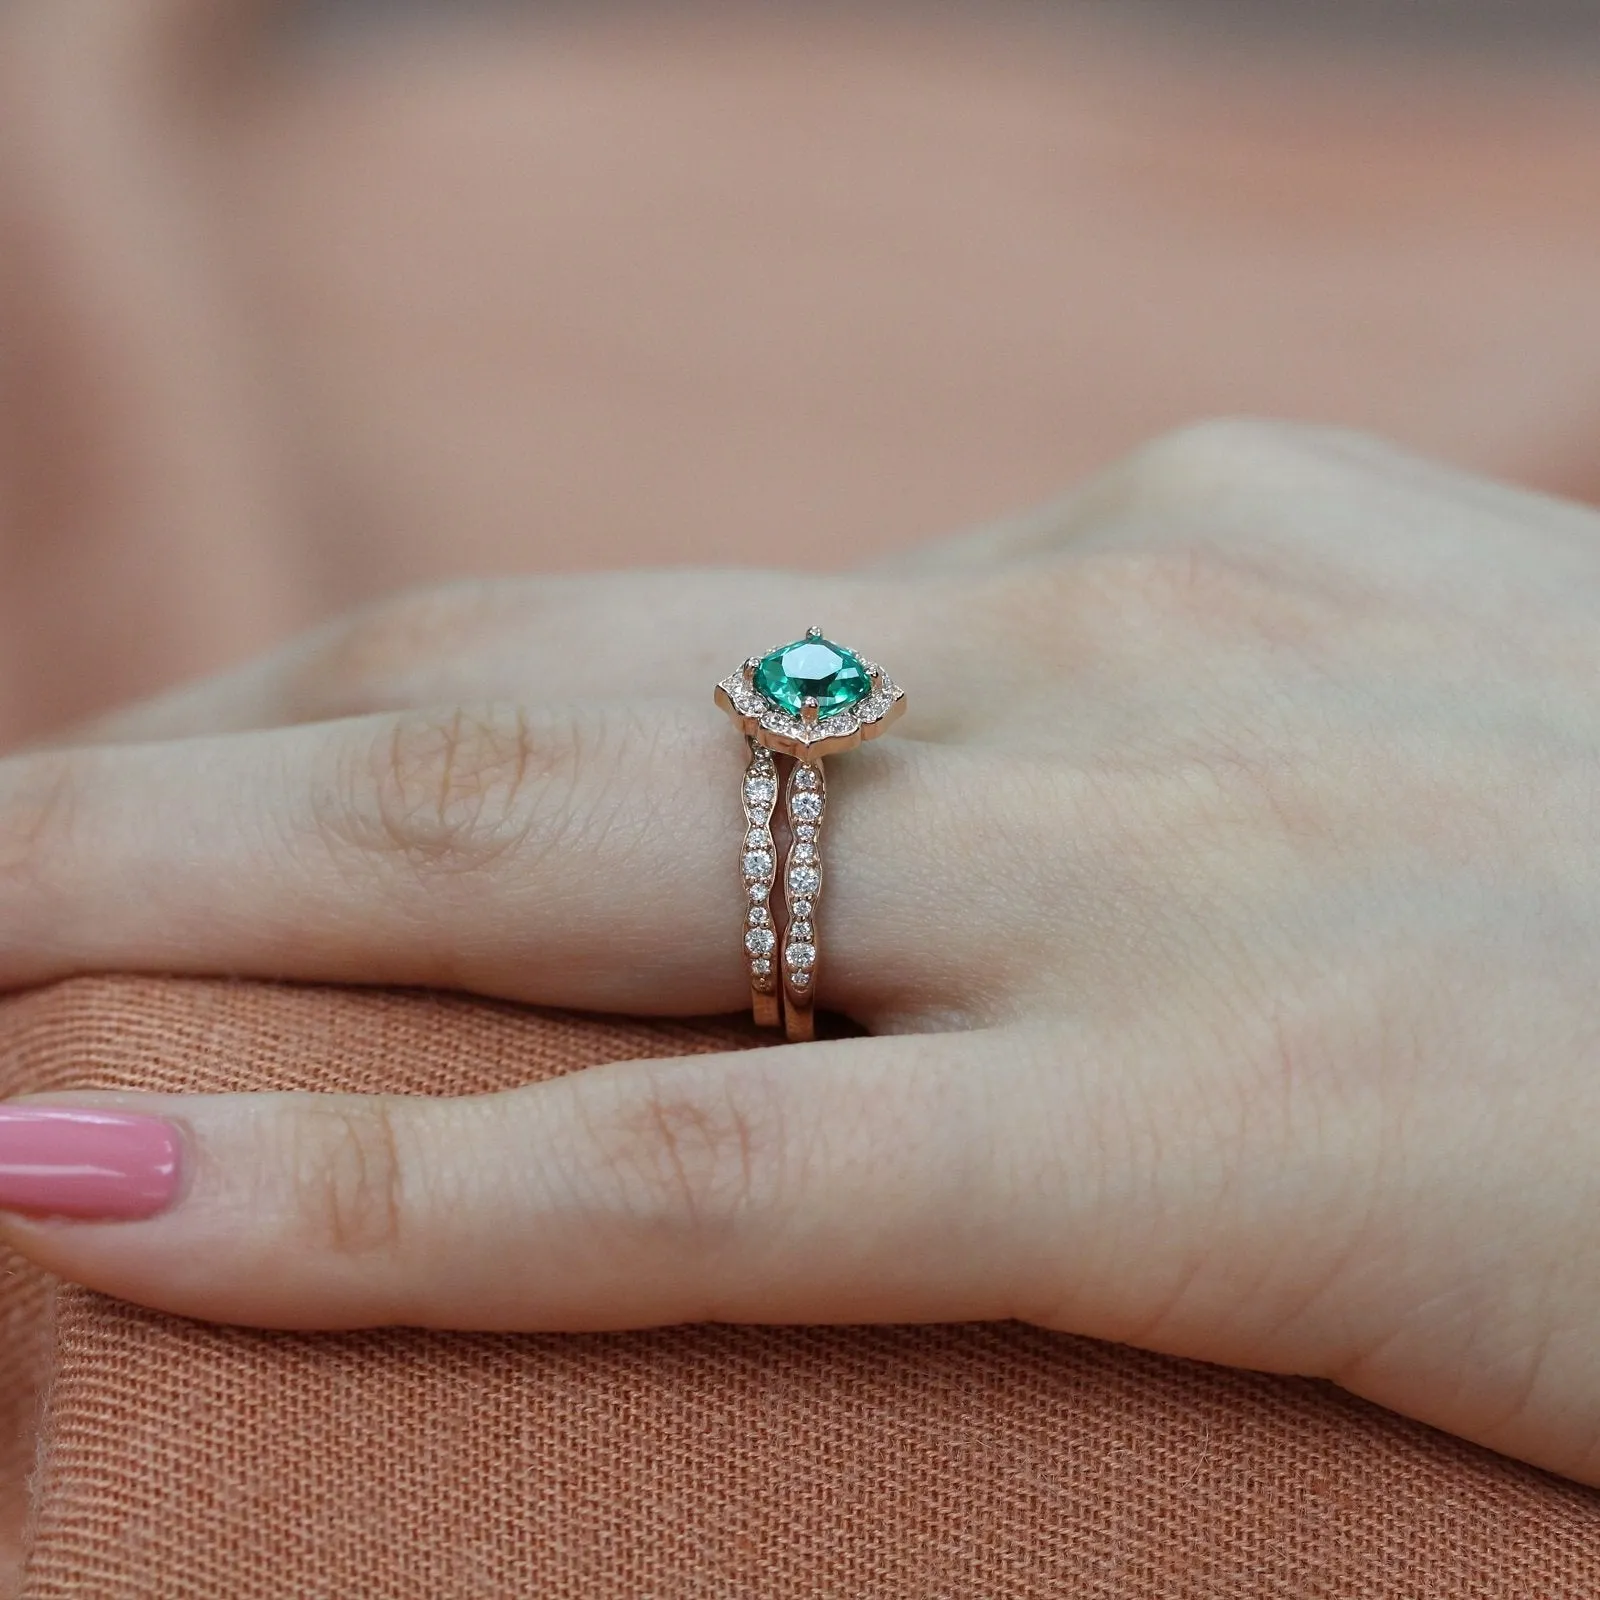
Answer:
[0,1107,181,1220]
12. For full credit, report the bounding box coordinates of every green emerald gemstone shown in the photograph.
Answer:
[753,636,872,718]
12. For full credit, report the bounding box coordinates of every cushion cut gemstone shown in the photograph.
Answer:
[753,637,871,718]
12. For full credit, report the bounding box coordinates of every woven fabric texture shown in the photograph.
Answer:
[0,976,1595,1598]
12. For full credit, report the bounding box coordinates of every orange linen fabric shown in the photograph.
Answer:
[0,977,1595,1597]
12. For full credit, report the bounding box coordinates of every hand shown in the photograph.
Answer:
[4,421,1600,1486]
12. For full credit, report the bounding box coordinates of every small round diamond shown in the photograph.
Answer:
[748,906,769,926]
[792,899,814,920]
[791,843,816,865]
[743,850,774,880]
[786,941,816,968]
[746,928,776,957]
[745,829,768,850]
[751,958,772,977]
[791,970,812,990]
[788,866,820,897]
[791,792,824,823]
[789,921,814,942]
[744,779,777,807]
[795,766,821,790]
[794,824,817,844]
[748,882,770,903]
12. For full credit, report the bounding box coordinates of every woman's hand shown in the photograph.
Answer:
[5,421,1600,1484]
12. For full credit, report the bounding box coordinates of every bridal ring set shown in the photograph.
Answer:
[715,629,906,1042]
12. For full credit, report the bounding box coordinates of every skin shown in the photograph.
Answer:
[2,421,1600,1487]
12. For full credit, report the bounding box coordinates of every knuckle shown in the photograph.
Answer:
[317,703,551,878]
[1116,417,1319,508]
[285,1099,411,1261]
[1079,417,1366,560]
[578,1064,787,1245]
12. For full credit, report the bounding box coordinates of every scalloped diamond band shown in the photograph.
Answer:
[739,744,782,1028]
[716,628,906,1042]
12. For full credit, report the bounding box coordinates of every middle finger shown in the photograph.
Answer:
[67,571,901,745]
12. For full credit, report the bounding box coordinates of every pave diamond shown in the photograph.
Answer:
[742,850,774,880]
[794,825,816,844]
[791,792,824,823]
[748,882,769,903]
[788,865,820,897]
[746,928,776,957]
[748,906,769,926]
[860,690,893,724]
[786,941,816,968]
[792,899,813,921]
[795,766,821,790]
[744,779,777,807]
[789,921,814,942]
[791,843,816,864]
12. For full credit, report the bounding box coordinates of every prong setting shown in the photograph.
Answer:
[715,635,905,762]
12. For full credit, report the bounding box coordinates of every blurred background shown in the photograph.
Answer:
[1,0,1598,741]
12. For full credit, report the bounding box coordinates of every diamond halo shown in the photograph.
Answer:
[715,629,906,763]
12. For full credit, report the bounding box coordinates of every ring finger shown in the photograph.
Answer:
[0,698,967,1027]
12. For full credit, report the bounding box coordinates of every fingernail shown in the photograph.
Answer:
[0,1106,182,1220]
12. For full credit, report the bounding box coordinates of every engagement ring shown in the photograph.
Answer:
[715,630,906,1042]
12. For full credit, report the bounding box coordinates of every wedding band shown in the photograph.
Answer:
[716,629,906,1041]
[738,741,782,1029]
